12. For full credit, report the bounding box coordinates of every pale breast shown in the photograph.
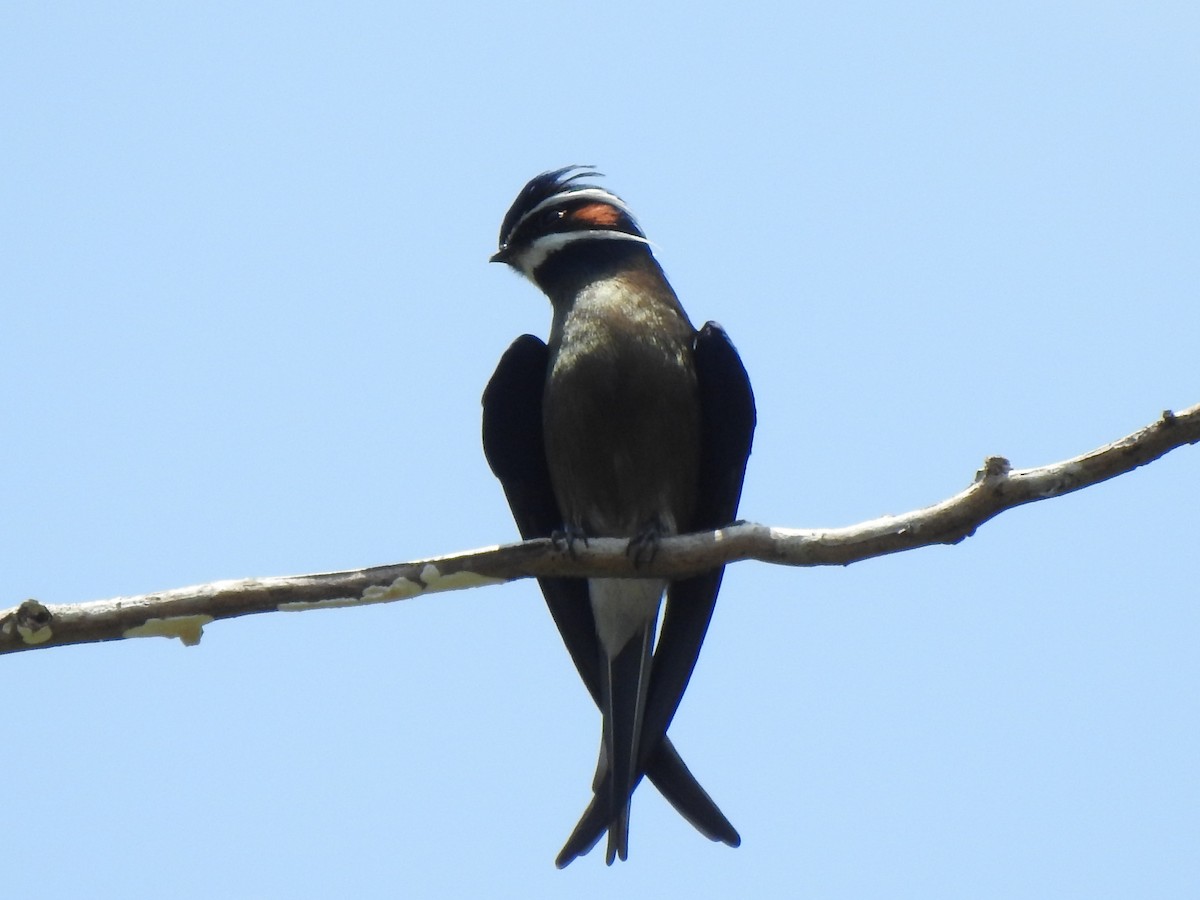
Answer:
[543,280,701,537]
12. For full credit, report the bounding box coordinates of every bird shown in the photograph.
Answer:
[481,166,755,866]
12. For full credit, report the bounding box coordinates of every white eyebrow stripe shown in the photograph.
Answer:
[509,187,640,238]
[515,229,651,278]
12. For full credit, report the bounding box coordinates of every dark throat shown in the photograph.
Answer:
[533,240,664,303]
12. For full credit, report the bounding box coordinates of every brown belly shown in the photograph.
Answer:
[543,325,700,538]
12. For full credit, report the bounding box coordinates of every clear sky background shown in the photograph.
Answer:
[3,2,1197,897]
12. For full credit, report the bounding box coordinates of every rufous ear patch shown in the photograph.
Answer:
[567,202,623,227]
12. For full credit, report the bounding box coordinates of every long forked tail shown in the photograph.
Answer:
[600,615,655,863]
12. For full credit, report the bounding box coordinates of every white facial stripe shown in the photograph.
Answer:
[515,229,651,279]
[510,187,639,239]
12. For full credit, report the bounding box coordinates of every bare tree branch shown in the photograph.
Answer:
[4,403,1197,656]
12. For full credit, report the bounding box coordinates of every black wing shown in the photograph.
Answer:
[482,335,599,685]
[641,321,756,755]
[482,334,741,865]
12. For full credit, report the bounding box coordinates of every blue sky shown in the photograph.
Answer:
[3,2,1197,897]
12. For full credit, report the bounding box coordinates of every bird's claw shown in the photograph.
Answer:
[551,524,589,559]
[626,522,663,568]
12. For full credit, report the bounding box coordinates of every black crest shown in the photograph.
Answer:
[496,165,602,247]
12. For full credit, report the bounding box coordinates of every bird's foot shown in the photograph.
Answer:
[626,522,664,568]
[551,524,589,559]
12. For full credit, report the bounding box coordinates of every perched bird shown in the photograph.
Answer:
[482,167,755,866]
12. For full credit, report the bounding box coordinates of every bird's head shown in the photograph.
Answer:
[491,166,652,286]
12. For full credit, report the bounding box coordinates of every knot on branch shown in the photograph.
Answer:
[1,599,54,645]
[975,456,1011,484]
